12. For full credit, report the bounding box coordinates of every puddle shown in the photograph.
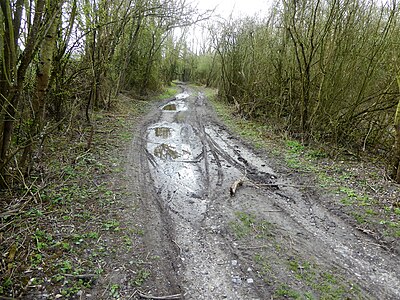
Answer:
[154,143,180,160]
[176,92,189,100]
[162,99,188,112]
[163,104,177,111]
[154,127,172,138]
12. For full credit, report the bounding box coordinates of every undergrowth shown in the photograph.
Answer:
[0,93,151,298]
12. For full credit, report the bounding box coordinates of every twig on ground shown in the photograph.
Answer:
[229,175,316,197]
[366,182,378,193]
[356,226,375,235]
[255,183,314,188]
[173,240,182,255]
[129,260,153,265]
[128,290,138,299]
[236,245,269,250]
[137,290,182,300]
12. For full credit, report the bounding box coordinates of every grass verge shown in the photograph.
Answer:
[0,93,154,298]
[206,88,400,251]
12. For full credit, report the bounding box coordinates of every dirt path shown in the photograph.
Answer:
[128,85,400,299]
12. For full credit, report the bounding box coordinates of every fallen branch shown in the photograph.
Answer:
[229,173,319,197]
[137,291,182,300]
[252,182,315,189]
[230,177,245,197]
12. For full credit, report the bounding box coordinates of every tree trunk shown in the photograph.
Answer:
[20,6,59,172]
[391,76,400,183]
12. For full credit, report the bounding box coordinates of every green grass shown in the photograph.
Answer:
[133,269,151,286]
[157,83,179,100]
[230,211,274,239]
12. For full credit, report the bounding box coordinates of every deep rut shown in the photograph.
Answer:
[131,85,400,299]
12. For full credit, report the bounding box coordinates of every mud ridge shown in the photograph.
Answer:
[129,84,400,299]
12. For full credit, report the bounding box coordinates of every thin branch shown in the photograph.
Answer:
[137,291,182,300]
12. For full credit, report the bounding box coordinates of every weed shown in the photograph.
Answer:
[52,274,65,283]
[25,208,44,217]
[286,140,304,155]
[340,197,354,206]
[365,209,376,216]
[1,277,12,294]
[87,232,99,239]
[339,187,357,198]
[133,269,151,286]
[30,253,43,267]
[357,195,372,206]
[72,234,85,245]
[56,241,71,251]
[339,187,374,207]
[230,212,274,240]
[109,284,120,298]
[132,226,144,236]
[317,172,335,187]
[103,220,120,231]
[124,236,132,246]
[275,285,302,299]
[120,132,131,141]
[254,254,272,277]
[282,257,360,299]
[283,140,313,170]
[60,260,73,273]
[60,283,82,297]
[352,213,366,224]
[284,157,299,169]
[307,149,327,159]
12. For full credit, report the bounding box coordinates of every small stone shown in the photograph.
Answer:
[247,267,252,272]
[55,295,63,299]
[232,275,242,284]
[247,278,254,284]
[231,260,238,266]
[77,290,83,296]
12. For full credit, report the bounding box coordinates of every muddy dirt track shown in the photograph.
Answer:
[127,85,400,299]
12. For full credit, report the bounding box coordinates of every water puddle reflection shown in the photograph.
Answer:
[162,98,188,112]
[154,127,172,138]
[154,143,180,160]
[146,90,209,221]
[163,104,177,111]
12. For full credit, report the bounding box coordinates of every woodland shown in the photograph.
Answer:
[1,0,400,298]
[0,0,400,189]
[1,0,400,191]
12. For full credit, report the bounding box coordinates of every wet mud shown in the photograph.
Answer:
[132,85,400,299]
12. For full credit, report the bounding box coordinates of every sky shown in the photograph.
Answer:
[176,0,274,53]
[194,0,273,19]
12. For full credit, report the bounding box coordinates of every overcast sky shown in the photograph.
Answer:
[179,0,274,52]
[194,0,273,19]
